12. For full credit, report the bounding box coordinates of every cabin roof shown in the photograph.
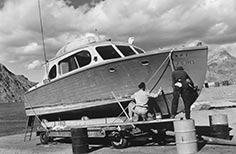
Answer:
[55,36,114,58]
[51,38,136,63]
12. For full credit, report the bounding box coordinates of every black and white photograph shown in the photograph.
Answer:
[0,0,236,153]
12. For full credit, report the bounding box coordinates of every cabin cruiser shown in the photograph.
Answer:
[24,35,208,121]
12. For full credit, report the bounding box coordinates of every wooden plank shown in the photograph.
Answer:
[202,136,236,146]
[43,118,175,139]
[72,118,175,129]
[42,117,126,128]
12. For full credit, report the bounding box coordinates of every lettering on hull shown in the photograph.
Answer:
[174,60,196,66]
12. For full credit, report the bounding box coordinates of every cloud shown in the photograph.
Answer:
[22,42,41,54]
[208,23,229,35]
[26,60,42,70]
[1,0,236,81]
[1,0,236,58]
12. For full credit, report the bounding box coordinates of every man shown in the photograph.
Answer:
[171,66,197,119]
[128,82,160,121]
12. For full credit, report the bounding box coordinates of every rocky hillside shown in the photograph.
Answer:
[0,64,35,103]
[206,49,236,84]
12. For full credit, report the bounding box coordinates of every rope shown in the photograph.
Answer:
[148,49,175,93]
[146,55,169,85]
[149,60,170,93]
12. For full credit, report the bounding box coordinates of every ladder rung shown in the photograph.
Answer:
[24,116,35,141]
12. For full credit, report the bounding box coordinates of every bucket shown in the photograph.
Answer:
[209,114,229,139]
[71,128,89,154]
[174,119,197,154]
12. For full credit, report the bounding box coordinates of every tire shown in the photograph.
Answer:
[109,132,129,149]
[40,132,49,144]
[153,131,167,145]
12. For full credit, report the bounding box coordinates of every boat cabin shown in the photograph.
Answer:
[33,36,146,90]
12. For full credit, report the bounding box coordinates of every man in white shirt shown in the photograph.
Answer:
[128,82,160,121]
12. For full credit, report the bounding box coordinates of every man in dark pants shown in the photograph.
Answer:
[170,66,197,119]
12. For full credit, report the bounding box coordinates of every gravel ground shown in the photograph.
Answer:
[1,108,236,154]
[0,133,236,154]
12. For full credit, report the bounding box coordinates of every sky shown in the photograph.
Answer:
[0,0,236,82]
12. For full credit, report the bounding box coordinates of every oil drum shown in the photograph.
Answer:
[71,127,89,154]
[209,114,230,139]
[174,119,197,154]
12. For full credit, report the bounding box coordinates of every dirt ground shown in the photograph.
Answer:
[1,108,236,154]
[0,133,236,154]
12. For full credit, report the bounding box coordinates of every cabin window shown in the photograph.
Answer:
[134,47,144,54]
[75,50,91,68]
[59,55,78,74]
[48,65,57,80]
[116,45,136,56]
[96,45,121,60]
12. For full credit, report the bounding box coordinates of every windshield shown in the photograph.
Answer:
[133,47,145,54]
[96,45,121,60]
[116,45,136,56]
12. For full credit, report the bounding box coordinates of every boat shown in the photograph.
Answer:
[24,35,208,121]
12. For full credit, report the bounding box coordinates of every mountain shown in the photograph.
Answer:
[206,49,236,83]
[0,64,35,103]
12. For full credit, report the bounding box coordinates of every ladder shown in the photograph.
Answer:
[24,116,35,141]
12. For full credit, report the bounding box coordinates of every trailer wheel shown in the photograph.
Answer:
[40,132,49,144]
[153,131,167,145]
[109,132,129,149]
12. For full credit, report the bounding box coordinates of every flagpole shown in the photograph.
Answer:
[37,0,49,75]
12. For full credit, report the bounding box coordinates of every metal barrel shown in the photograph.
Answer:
[174,119,197,154]
[71,128,89,154]
[209,114,230,139]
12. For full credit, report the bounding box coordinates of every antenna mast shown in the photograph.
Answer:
[37,0,49,76]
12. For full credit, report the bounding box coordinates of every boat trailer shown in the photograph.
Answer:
[36,117,175,148]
